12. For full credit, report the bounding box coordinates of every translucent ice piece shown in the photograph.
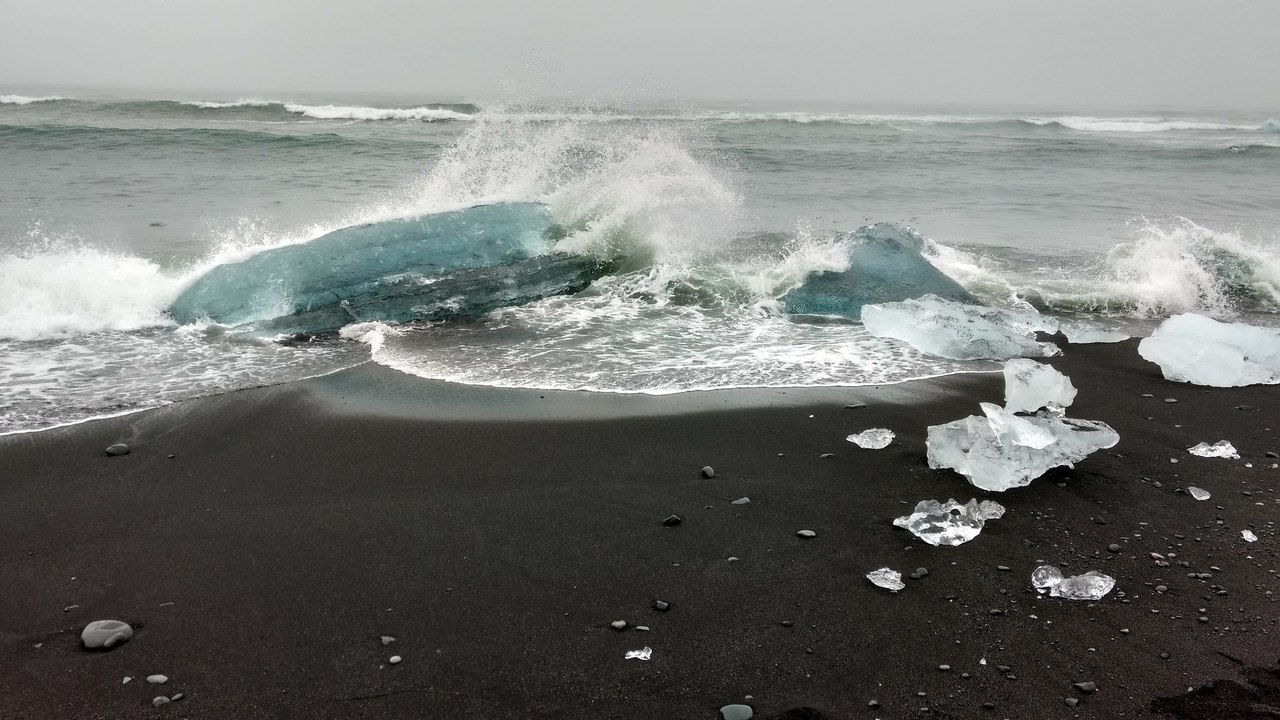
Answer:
[1003,359,1077,413]
[893,498,1006,546]
[1138,313,1280,387]
[624,647,652,660]
[1188,441,1240,459]
[867,568,905,592]
[1187,486,1211,501]
[1032,566,1115,600]
[1242,530,1258,542]
[847,428,895,449]
[862,294,1060,361]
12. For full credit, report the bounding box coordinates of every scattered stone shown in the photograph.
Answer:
[796,530,817,539]
[635,625,650,631]
[867,699,880,708]
[939,664,951,671]
[389,655,402,664]
[915,567,929,577]
[123,677,131,684]
[1198,616,1209,623]
[1155,585,1168,593]
[1266,451,1278,459]
[996,565,1011,572]
[1242,530,1258,542]
[380,635,396,646]
[170,693,183,701]
[1074,681,1098,693]
[105,443,130,456]
[1064,697,1079,707]
[866,568,905,593]
[702,466,716,478]
[1107,544,1122,553]
[152,696,170,708]
[727,556,740,562]
[818,453,835,458]
[147,675,168,684]
[624,647,652,660]
[662,515,682,527]
[732,497,751,505]
[719,703,754,720]
[81,620,133,649]
[1164,398,1178,403]
[1188,486,1211,501]
[654,600,670,612]
[610,620,627,631]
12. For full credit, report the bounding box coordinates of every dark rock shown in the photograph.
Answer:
[701,466,716,478]
[105,443,130,456]
[654,600,670,612]
[1065,697,1079,707]
[1108,544,1122,553]
[662,515,682,527]
[1074,681,1098,693]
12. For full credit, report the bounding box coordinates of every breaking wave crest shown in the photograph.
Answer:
[0,94,66,105]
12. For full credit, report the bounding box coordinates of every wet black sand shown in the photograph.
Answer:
[1,339,1276,719]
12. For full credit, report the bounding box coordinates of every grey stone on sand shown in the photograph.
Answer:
[1074,681,1098,693]
[610,620,627,630]
[701,466,716,478]
[796,530,817,539]
[147,675,168,684]
[662,515,682,527]
[719,704,754,720]
[81,620,133,649]
[152,696,170,708]
[105,443,130,456]
[1065,697,1079,707]
[731,497,751,505]
[380,635,396,646]
[915,567,928,577]
[654,600,670,612]
[389,655,402,664]
[1107,543,1121,553]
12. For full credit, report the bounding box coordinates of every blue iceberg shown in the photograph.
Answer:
[170,203,614,334]
[783,223,978,320]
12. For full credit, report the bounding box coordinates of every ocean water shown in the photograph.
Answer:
[2,92,1278,434]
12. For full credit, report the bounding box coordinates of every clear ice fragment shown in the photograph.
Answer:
[1242,530,1258,542]
[1138,313,1280,387]
[1032,565,1115,600]
[1060,322,1129,344]
[1188,441,1240,459]
[624,647,653,660]
[867,568,905,592]
[1003,359,1077,413]
[893,498,1006,546]
[1187,486,1211,501]
[862,295,1060,361]
[847,428,895,449]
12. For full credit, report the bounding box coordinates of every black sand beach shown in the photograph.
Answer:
[2,339,1276,719]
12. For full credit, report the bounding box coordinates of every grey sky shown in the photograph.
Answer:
[3,0,1278,109]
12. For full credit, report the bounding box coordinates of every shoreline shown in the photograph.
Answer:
[2,339,1277,719]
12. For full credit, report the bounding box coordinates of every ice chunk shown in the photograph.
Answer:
[862,295,1060,361]
[847,428,895,449]
[1242,529,1257,542]
[624,647,652,660]
[81,620,133,649]
[1032,566,1115,600]
[927,404,1119,491]
[1060,322,1129,344]
[1003,359,1077,413]
[170,203,617,334]
[893,498,1006,546]
[1187,486,1211,501]
[782,223,979,320]
[866,568,905,592]
[1138,313,1280,387]
[1188,441,1240,459]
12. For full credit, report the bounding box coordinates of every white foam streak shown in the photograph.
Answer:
[1029,116,1260,133]
[0,94,65,105]
[180,98,278,109]
[283,103,472,121]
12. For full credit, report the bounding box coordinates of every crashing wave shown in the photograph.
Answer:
[1025,116,1261,133]
[282,103,476,121]
[0,94,66,105]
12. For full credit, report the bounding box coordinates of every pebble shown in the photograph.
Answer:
[610,620,627,631]
[662,515,682,527]
[915,567,929,577]
[654,600,670,612]
[636,625,650,631]
[81,620,133,649]
[719,703,754,720]
[147,675,168,684]
[796,530,817,539]
[867,699,880,708]
[727,556,739,562]
[1074,681,1098,693]
[389,655,402,664]
[380,635,396,646]
[731,497,751,505]
[152,696,170,708]
[1198,616,1209,623]
[702,466,716,478]
[1267,451,1279,459]
[1155,585,1168,593]
[1064,697,1079,707]
[1164,398,1178,403]
[818,452,835,458]
[939,664,951,671]
[996,565,1011,572]
[170,693,183,701]
[105,443,130,456]
[1107,543,1121,553]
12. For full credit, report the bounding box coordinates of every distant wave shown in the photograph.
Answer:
[0,94,66,105]
[281,103,477,121]
[0,122,362,149]
[1025,116,1262,133]
[179,98,279,109]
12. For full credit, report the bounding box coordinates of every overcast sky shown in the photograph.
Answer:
[3,0,1278,109]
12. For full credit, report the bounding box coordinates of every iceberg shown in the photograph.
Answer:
[783,223,978,320]
[1004,359,1077,414]
[1031,566,1115,600]
[927,402,1119,492]
[862,295,1060,361]
[893,498,1005,546]
[1137,313,1280,387]
[169,203,615,334]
